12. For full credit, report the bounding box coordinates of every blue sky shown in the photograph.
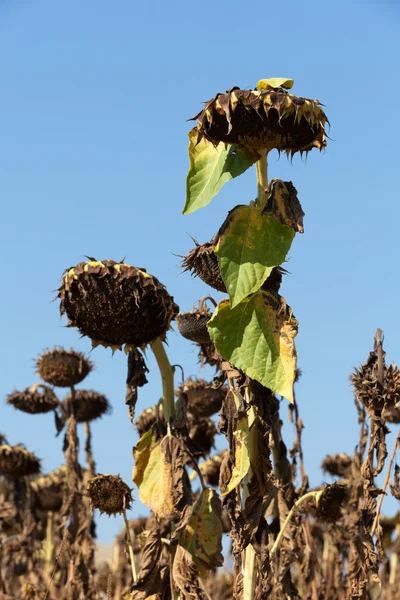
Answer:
[1,0,400,543]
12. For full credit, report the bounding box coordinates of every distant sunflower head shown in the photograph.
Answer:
[322,453,353,478]
[58,259,179,352]
[6,384,59,415]
[176,297,215,344]
[0,444,41,478]
[87,474,133,516]
[192,79,328,158]
[36,347,93,387]
[175,377,227,418]
[62,389,111,423]
[31,466,67,512]
[200,451,228,487]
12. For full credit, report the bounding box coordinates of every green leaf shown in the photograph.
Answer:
[256,78,294,90]
[215,205,295,308]
[183,127,257,215]
[182,488,224,576]
[208,291,298,402]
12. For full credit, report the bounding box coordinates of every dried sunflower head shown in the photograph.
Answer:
[58,259,179,352]
[36,347,93,387]
[198,341,223,370]
[314,483,347,522]
[0,444,41,478]
[322,453,352,478]
[87,474,133,516]
[352,360,400,412]
[175,377,227,418]
[62,389,111,423]
[6,384,59,415]
[135,404,215,456]
[176,297,215,344]
[181,241,226,293]
[192,80,328,158]
[31,466,66,512]
[199,451,228,487]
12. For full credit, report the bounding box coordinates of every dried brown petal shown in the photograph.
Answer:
[192,86,328,157]
[175,377,227,418]
[36,347,93,387]
[58,259,179,351]
[0,444,41,477]
[6,384,59,415]
[87,474,133,515]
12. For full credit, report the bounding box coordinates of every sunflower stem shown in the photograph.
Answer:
[123,509,137,583]
[150,338,176,421]
[45,510,54,575]
[243,402,258,600]
[255,151,268,211]
[270,490,318,557]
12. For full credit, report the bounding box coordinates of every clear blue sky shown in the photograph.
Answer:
[1,1,399,543]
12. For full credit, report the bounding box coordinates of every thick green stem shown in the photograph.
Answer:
[123,509,137,583]
[150,338,175,421]
[255,151,268,210]
[270,491,318,557]
[243,402,258,600]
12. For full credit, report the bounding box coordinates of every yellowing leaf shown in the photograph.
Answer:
[133,433,189,519]
[183,127,257,215]
[220,413,250,496]
[215,205,295,308]
[182,488,223,576]
[208,291,298,402]
[256,78,294,90]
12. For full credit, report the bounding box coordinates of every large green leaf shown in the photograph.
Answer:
[183,127,257,215]
[208,291,298,402]
[215,205,295,308]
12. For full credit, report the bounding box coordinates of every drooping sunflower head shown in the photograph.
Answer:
[35,347,93,388]
[57,259,179,352]
[87,474,133,516]
[175,377,227,418]
[6,384,59,415]
[181,240,227,293]
[31,465,67,512]
[192,79,328,158]
[62,389,111,423]
[176,297,216,345]
[0,444,41,478]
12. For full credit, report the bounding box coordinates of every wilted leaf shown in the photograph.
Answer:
[172,545,205,600]
[184,127,257,215]
[208,292,298,402]
[220,414,250,496]
[215,205,295,307]
[130,529,163,599]
[132,433,191,520]
[182,488,223,576]
[256,78,294,90]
